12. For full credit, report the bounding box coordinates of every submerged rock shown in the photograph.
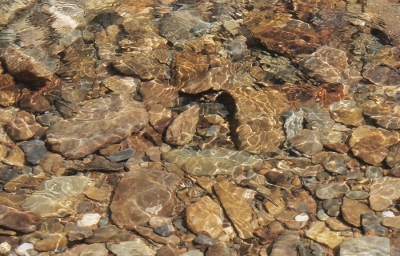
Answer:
[340,236,390,256]
[46,94,148,159]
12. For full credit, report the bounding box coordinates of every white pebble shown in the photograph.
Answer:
[382,211,395,217]
[77,213,102,227]
[295,213,309,222]
[15,243,34,256]
[0,242,11,254]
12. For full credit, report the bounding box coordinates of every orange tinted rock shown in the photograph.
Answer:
[0,205,43,233]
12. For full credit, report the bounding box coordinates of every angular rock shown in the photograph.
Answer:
[340,237,390,256]
[140,80,179,109]
[282,109,304,146]
[0,205,43,233]
[7,111,43,141]
[288,129,323,155]
[20,140,47,165]
[165,104,199,146]
[107,239,156,256]
[270,231,299,256]
[103,75,138,94]
[21,176,91,217]
[362,214,388,236]
[194,234,218,246]
[214,181,255,239]
[79,243,109,256]
[330,100,364,127]
[316,182,349,199]
[34,233,67,252]
[382,216,400,229]
[46,94,148,159]
[110,168,181,229]
[369,177,400,211]
[350,126,399,166]
[134,226,179,245]
[363,100,400,130]
[186,196,224,238]
[341,198,374,227]
[363,64,400,86]
[325,218,351,231]
[2,146,26,168]
[305,222,343,249]
[67,225,93,241]
[165,148,262,176]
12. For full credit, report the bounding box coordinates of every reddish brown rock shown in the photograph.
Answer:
[17,89,51,114]
[2,146,26,168]
[110,168,181,229]
[7,111,43,141]
[0,193,25,210]
[0,205,43,233]
[341,198,374,227]
[0,74,18,107]
[140,80,179,109]
[34,233,68,252]
[165,105,200,146]
[369,177,400,211]
[46,94,148,159]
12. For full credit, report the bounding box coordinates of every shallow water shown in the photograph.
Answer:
[1,0,400,255]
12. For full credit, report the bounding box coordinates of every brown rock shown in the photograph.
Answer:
[110,168,181,229]
[186,196,224,238]
[84,185,112,202]
[7,111,43,141]
[0,74,18,107]
[46,94,148,159]
[0,193,25,210]
[18,89,51,114]
[341,198,374,227]
[288,129,323,156]
[99,144,121,156]
[140,80,179,109]
[156,245,179,256]
[4,174,30,192]
[286,191,317,215]
[325,218,351,231]
[382,216,400,229]
[330,100,365,127]
[134,226,180,245]
[214,181,255,239]
[2,146,25,167]
[350,126,400,166]
[165,104,200,146]
[205,241,234,256]
[305,222,343,249]
[269,231,299,256]
[84,225,131,243]
[0,205,43,233]
[369,177,400,211]
[34,233,67,252]
[363,100,400,130]
[363,64,400,86]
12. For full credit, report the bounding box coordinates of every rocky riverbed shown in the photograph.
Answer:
[0,0,400,255]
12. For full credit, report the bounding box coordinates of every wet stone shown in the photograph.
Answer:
[2,146,26,168]
[21,176,91,217]
[35,233,67,252]
[322,155,347,175]
[363,64,400,87]
[194,234,218,246]
[282,109,304,146]
[20,140,47,165]
[361,214,388,237]
[165,104,200,146]
[103,75,138,94]
[79,243,109,256]
[165,148,262,176]
[46,94,148,159]
[316,182,349,199]
[340,236,390,256]
[107,239,156,256]
[305,222,343,249]
[369,177,400,211]
[186,196,224,238]
[135,226,180,245]
[325,218,351,231]
[269,231,299,256]
[105,148,135,162]
[110,168,181,229]
[329,100,365,127]
[288,129,323,156]
[153,224,170,237]
[345,190,369,200]
[0,74,18,107]
[84,225,131,244]
[156,245,179,256]
[205,242,234,256]
[67,225,93,241]
[363,101,400,130]
[0,205,43,233]
[382,216,400,229]
[7,111,43,141]
[214,180,255,239]
[341,198,374,227]
[387,143,400,168]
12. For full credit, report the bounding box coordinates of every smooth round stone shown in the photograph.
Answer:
[77,213,101,227]
[99,217,109,227]
[317,210,329,221]
[15,243,34,256]
[194,234,218,246]
[154,224,171,237]
[345,190,369,200]
[295,213,309,222]
[0,242,11,255]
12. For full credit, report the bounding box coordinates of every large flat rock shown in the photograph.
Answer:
[46,94,148,159]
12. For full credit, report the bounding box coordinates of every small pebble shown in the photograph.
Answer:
[382,211,395,217]
[295,213,309,222]
[194,234,218,246]
[77,213,101,227]
[15,243,34,256]
[317,210,329,221]
[0,242,11,255]
[154,224,171,237]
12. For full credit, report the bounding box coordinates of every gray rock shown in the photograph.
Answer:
[340,236,390,256]
[153,224,170,237]
[282,109,304,147]
[194,234,218,246]
[20,140,47,165]
[105,148,136,162]
[361,214,389,237]
[270,231,299,256]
